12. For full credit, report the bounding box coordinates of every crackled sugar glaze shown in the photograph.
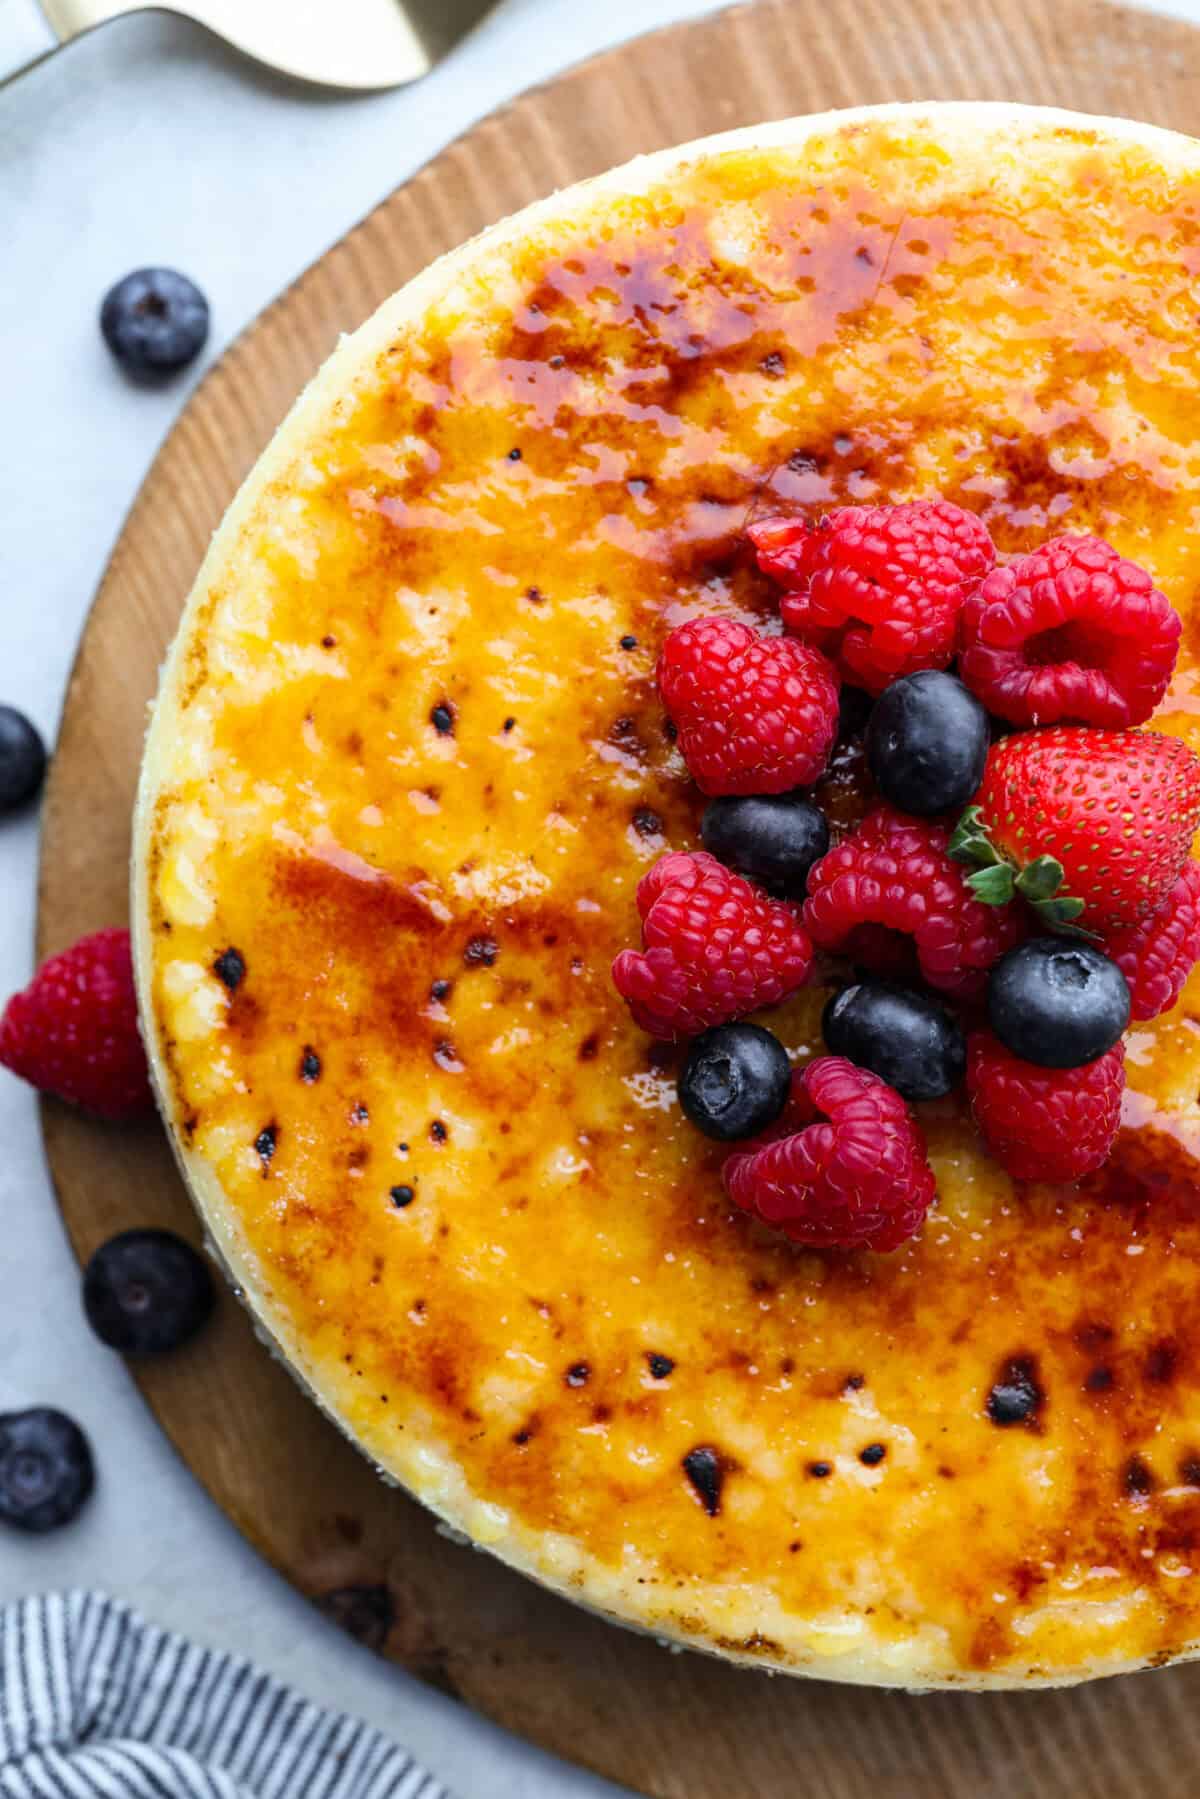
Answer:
[145,114,1200,1682]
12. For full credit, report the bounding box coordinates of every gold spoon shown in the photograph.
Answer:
[1,0,496,90]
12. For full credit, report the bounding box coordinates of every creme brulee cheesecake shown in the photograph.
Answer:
[134,103,1200,1688]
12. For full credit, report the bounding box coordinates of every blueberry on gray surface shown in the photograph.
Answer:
[0,1407,95,1532]
[700,792,829,896]
[822,981,966,1101]
[678,1022,791,1141]
[866,671,989,816]
[0,706,46,812]
[100,268,209,378]
[83,1228,215,1354]
[988,938,1130,1069]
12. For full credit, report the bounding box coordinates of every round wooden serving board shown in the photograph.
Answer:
[38,1,1200,1791]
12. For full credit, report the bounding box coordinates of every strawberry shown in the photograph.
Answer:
[950,728,1200,934]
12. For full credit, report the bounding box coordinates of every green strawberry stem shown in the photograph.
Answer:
[949,805,1092,938]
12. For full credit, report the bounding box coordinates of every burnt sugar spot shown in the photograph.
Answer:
[682,1445,725,1516]
[647,1353,675,1380]
[807,1461,834,1479]
[632,806,664,839]
[859,1443,886,1466]
[1124,1455,1155,1500]
[1084,1366,1115,1394]
[463,935,498,968]
[577,1033,600,1062]
[565,1362,590,1388]
[255,1124,277,1170]
[299,1046,321,1083]
[430,702,455,736]
[430,1119,447,1143]
[213,947,245,991]
[390,1184,415,1208]
[1145,1340,1180,1385]
[430,979,451,1003]
[986,1356,1044,1428]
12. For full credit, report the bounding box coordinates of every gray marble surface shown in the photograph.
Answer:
[2,0,1198,1792]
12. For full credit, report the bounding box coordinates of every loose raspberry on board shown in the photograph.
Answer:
[750,500,995,694]
[656,615,839,796]
[0,928,153,1122]
[958,534,1180,729]
[723,1056,936,1253]
[612,851,813,1040]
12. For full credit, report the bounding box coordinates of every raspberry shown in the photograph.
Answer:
[612,851,812,1039]
[803,807,1023,999]
[0,928,153,1121]
[958,534,1180,728]
[966,1032,1124,1183]
[723,1056,936,1252]
[1101,861,1200,1021]
[750,500,994,694]
[656,615,839,796]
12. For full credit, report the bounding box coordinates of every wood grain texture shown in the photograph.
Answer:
[37,0,1200,1790]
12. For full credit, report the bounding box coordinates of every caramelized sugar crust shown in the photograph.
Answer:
[139,108,1200,1683]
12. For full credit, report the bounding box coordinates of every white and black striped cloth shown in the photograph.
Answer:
[0,1593,448,1799]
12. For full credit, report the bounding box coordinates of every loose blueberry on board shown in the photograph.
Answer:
[0,1408,95,1532]
[867,671,990,817]
[987,938,1131,1069]
[100,269,209,379]
[822,981,966,1101]
[700,792,830,897]
[678,1022,791,1142]
[0,706,47,813]
[83,1228,215,1354]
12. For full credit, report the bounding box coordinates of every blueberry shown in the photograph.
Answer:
[988,938,1130,1069]
[678,1022,791,1141]
[0,1408,94,1533]
[867,671,989,816]
[100,269,209,379]
[0,707,46,812]
[83,1228,215,1354]
[822,981,966,1101]
[700,792,829,897]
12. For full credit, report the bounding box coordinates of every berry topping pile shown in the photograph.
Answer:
[612,851,812,1038]
[657,615,839,794]
[803,806,1024,1000]
[724,1058,937,1253]
[958,534,1180,729]
[612,504,1200,1250]
[749,499,995,693]
[954,727,1200,933]
[1102,862,1200,1022]
[966,1034,1127,1186]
